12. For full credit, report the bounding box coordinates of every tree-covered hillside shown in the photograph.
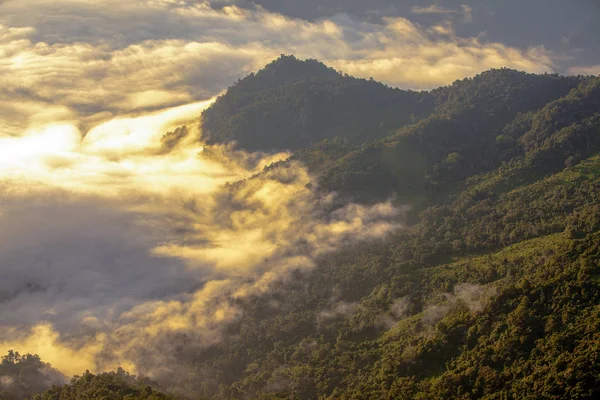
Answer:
[201,55,435,151]
[32,369,177,400]
[13,58,600,399]
[189,60,600,399]
[314,69,588,202]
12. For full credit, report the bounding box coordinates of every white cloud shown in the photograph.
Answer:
[411,5,456,15]
[461,4,473,23]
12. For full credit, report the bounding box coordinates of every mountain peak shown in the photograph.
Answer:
[230,55,341,95]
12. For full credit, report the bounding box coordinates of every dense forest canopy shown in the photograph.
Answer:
[9,56,600,399]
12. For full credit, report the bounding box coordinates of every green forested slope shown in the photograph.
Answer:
[176,155,600,399]
[201,55,435,151]
[18,59,600,399]
[315,70,589,202]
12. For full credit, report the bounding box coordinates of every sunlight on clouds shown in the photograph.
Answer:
[0,124,79,173]
[411,5,456,15]
[0,325,109,376]
[0,99,257,197]
[329,18,554,89]
[82,100,213,155]
[114,90,193,111]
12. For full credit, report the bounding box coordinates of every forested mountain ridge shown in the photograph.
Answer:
[201,55,435,151]
[204,56,590,202]
[314,69,589,202]
[11,58,600,399]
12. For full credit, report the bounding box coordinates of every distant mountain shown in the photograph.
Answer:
[201,55,435,151]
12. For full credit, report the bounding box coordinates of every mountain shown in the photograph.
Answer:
[201,55,435,151]
[315,70,588,202]
[187,60,600,399]
[13,58,600,400]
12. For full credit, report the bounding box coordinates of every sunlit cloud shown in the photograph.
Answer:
[0,325,109,377]
[461,5,473,23]
[328,18,554,89]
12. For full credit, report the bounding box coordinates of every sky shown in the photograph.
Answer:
[0,0,598,388]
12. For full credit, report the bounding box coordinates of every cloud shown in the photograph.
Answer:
[0,325,106,377]
[0,24,273,132]
[461,4,473,23]
[454,283,497,314]
[410,3,471,24]
[329,17,554,89]
[411,5,456,15]
[422,283,497,325]
[568,64,600,76]
[375,296,411,329]
[318,301,359,323]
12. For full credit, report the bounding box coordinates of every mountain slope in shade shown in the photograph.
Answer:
[201,55,435,151]
[314,70,589,202]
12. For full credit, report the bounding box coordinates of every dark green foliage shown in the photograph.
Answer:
[201,55,434,151]
[317,139,428,203]
[0,351,66,400]
[33,369,177,400]
[315,70,586,201]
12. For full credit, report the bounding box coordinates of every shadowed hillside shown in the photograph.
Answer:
[201,55,435,151]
